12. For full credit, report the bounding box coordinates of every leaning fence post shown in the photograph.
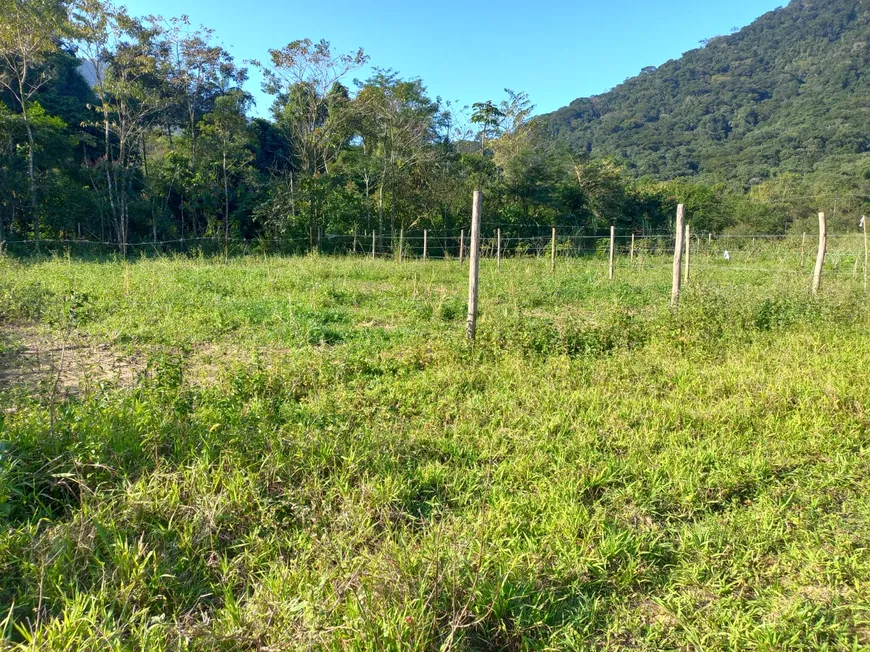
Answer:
[551,227,556,273]
[372,230,376,260]
[423,229,428,261]
[459,229,465,264]
[609,225,615,280]
[671,204,685,307]
[630,232,635,261]
[683,223,691,283]
[466,191,482,341]
[812,212,827,295]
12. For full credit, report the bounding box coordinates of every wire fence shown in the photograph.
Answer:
[1,229,867,276]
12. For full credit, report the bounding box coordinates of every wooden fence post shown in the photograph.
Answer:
[497,228,501,270]
[372,230,376,260]
[671,204,685,307]
[466,191,482,341]
[630,232,635,261]
[863,216,867,293]
[551,227,556,273]
[398,227,404,263]
[609,225,615,280]
[423,229,428,261]
[683,223,691,283]
[459,229,465,264]
[353,226,358,254]
[812,212,826,295]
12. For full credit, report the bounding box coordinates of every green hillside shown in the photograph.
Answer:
[541,0,870,183]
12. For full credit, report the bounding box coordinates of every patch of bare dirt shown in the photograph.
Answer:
[0,325,144,395]
[0,326,312,396]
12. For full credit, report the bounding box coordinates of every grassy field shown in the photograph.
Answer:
[1,250,869,650]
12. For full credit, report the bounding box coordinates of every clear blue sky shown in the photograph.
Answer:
[122,0,785,119]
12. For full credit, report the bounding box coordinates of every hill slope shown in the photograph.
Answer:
[541,0,870,183]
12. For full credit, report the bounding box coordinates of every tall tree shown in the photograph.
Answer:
[572,159,632,231]
[257,39,366,176]
[0,0,67,242]
[200,88,252,257]
[470,100,504,156]
[74,5,166,252]
[159,16,246,167]
[356,69,438,243]
[492,89,534,166]
[255,39,367,248]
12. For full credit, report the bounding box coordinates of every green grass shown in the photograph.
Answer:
[1,250,869,650]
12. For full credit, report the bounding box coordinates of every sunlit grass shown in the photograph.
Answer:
[1,250,869,649]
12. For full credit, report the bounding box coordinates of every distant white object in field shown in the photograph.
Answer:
[860,215,865,229]
[723,250,731,261]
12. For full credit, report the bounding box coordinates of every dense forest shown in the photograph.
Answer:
[0,0,868,254]
[541,0,870,198]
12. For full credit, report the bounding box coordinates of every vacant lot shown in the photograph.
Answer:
[1,252,869,650]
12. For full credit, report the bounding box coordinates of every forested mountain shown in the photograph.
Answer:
[541,0,870,183]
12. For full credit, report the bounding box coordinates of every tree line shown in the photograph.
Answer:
[1,0,862,255]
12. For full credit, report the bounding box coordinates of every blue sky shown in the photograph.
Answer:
[122,0,785,119]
